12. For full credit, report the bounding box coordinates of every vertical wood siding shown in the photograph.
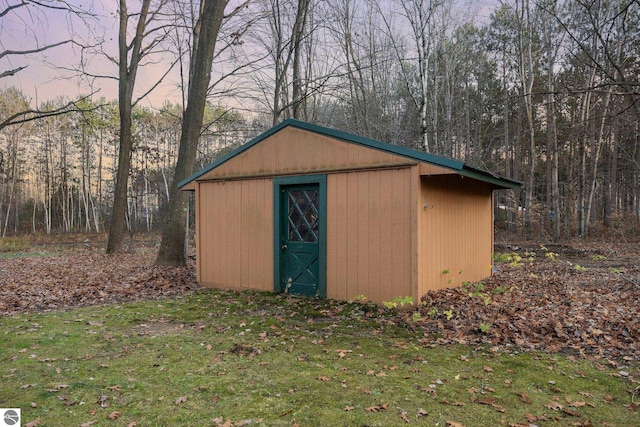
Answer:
[419,175,493,294]
[195,128,416,181]
[197,179,273,291]
[326,167,415,303]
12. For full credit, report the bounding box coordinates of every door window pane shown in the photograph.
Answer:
[287,189,319,242]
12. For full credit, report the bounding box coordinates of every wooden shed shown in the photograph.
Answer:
[179,119,520,304]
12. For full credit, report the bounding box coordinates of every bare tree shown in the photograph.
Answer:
[0,0,96,130]
[376,0,447,152]
[156,0,227,266]
[107,0,178,253]
[515,0,537,237]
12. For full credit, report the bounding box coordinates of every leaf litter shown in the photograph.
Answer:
[1,241,638,362]
[0,251,196,315]
[2,241,638,426]
[415,242,640,361]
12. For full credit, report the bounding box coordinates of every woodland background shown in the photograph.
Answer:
[1,0,639,241]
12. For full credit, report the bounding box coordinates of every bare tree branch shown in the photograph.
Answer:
[0,92,99,130]
[132,55,181,107]
[0,66,27,79]
[0,39,72,60]
[26,0,94,16]
[0,1,26,19]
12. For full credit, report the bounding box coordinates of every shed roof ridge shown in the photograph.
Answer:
[280,118,464,171]
[178,118,521,189]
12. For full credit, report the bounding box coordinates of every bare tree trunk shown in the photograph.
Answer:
[2,135,18,237]
[291,0,310,119]
[107,0,152,253]
[584,87,612,231]
[518,0,535,238]
[157,0,227,266]
[577,85,593,237]
[541,0,561,240]
[604,119,618,228]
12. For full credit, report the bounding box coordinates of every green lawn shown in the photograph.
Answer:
[1,290,637,426]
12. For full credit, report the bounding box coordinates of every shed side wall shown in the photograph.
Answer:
[326,168,414,303]
[197,179,273,291]
[419,176,493,295]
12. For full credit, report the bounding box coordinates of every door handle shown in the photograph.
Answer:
[281,244,288,250]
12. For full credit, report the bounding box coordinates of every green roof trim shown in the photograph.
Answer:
[178,118,521,190]
[459,165,522,189]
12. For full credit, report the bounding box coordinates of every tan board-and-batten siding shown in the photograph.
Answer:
[195,167,419,301]
[326,167,417,303]
[196,178,273,290]
[418,175,494,294]
[189,127,451,181]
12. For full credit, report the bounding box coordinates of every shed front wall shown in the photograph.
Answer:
[326,167,417,303]
[196,178,274,291]
[418,175,493,295]
[194,167,492,303]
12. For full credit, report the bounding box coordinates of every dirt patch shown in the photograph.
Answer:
[134,320,207,337]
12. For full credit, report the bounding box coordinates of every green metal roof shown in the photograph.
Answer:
[178,118,522,190]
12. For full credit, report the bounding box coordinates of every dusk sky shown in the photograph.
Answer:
[1,0,495,110]
[1,0,187,108]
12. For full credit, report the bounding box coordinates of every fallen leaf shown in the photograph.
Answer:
[80,422,97,427]
[365,403,388,412]
[446,421,464,427]
[562,408,581,417]
[108,411,121,420]
[96,394,109,407]
[545,401,563,411]
[417,408,428,416]
[474,397,505,412]
[317,376,331,382]
[344,405,354,411]
[174,395,188,405]
[515,391,531,404]
[441,400,465,407]
[25,418,42,427]
[624,403,640,412]
[47,384,70,392]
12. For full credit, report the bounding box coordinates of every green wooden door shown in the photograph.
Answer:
[280,185,321,296]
